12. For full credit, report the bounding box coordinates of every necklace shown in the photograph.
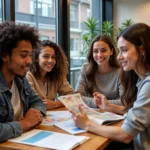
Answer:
[45,77,48,97]
[40,77,48,98]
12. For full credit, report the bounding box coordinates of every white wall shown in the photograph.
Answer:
[114,0,150,28]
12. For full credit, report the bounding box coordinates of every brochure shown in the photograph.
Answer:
[41,111,72,126]
[9,129,90,150]
[59,93,124,125]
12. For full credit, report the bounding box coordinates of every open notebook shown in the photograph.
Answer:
[59,93,124,125]
[9,129,89,150]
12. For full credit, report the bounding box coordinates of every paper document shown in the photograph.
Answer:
[9,129,90,150]
[59,93,124,125]
[59,93,99,115]
[41,111,72,126]
[55,119,86,134]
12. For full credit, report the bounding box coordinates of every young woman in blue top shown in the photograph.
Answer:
[70,23,150,150]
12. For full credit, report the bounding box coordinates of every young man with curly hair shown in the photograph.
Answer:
[0,22,46,142]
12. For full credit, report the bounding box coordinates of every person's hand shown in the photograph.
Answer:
[42,99,56,110]
[93,92,110,111]
[69,104,90,130]
[19,108,43,131]
[42,99,64,110]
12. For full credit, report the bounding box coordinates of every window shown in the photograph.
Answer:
[42,3,48,16]
[70,38,75,51]
[70,0,91,88]
[37,3,42,16]
[87,8,91,18]
[15,0,18,12]
[40,36,49,41]
[70,4,77,22]
[51,36,55,42]
[30,0,34,14]
[15,0,56,49]
[70,38,80,52]
[0,0,4,22]
[30,0,55,17]
[70,1,91,59]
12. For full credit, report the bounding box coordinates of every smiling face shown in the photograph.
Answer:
[117,36,140,72]
[2,40,32,78]
[38,46,56,75]
[92,41,113,66]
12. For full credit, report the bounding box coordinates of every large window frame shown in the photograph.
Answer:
[3,0,113,83]
[3,0,15,21]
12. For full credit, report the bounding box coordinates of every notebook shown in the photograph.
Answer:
[9,129,90,150]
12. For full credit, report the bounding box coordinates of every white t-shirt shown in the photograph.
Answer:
[10,80,23,121]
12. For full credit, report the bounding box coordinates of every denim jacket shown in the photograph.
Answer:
[0,71,46,142]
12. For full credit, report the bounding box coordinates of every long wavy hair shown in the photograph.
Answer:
[118,23,150,110]
[30,40,68,83]
[86,34,119,96]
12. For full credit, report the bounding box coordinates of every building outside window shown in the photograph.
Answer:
[15,0,91,88]
[30,0,55,17]
[70,38,80,52]
[51,36,55,42]
[70,4,77,22]
[70,1,91,88]
[40,35,49,41]
[15,0,56,42]
[87,8,91,18]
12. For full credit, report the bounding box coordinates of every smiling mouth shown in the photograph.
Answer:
[45,64,54,68]
[22,66,30,71]
[97,58,105,61]
[121,62,127,67]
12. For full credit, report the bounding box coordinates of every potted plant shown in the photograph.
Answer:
[81,18,134,56]
[80,18,99,56]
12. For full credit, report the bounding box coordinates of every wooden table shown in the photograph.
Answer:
[0,108,123,150]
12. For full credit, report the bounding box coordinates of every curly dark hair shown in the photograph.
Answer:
[30,40,68,83]
[0,22,40,68]
[86,34,119,96]
[118,23,150,110]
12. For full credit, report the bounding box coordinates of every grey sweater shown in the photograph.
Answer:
[121,72,150,150]
[75,64,123,107]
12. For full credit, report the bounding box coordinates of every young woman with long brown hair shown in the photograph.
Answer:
[71,23,150,150]
[76,34,123,107]
[26,40,74,110]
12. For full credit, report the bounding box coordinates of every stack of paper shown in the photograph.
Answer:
[9,129,90,150]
